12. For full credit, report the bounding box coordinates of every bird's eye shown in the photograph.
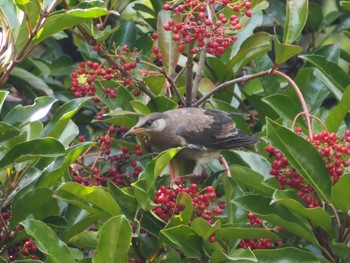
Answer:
[144,120,153,127]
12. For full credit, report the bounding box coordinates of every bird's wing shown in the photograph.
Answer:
[176,109,257,150]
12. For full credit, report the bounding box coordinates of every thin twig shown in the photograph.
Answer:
[193,70,271,107]
[272,70,313,139]
[161,71,186,106]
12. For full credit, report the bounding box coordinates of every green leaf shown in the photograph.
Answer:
[253,247,324,262]
[0,122,20,143]
[55,182,121,219]
[3,96,57,126]
[306,2,323,31]
[191,218,221,240]
[332,174,350,213]
[41,97,91,138]
[93,215,132,263]
[157,11,181,77]
[329,240,350,259]
[340,1,350,11]
[166,192,193,226]
[129,100,151,115]
[161,225,202,259]
[216,226,280,240]
[108,181,138,220]
[0,91,9,112]
[144,75,166,96]
[233,194,319,245]
[21,219,76,263]
[272,189,331,231]
[227,32,272,75]
[10,188,59,229]
[325,86,350,132]
[266,118,332,202]
[0,138,65,169]
[147,96,178,112]
[109,20,136,48]
[300,54,350,100]
[10,67,53,96]
[274,37,303,64]
[36,142,95,187]
[262,94,301,122]
[69,231,98,249]
[283,0,308,44]
[34,8,110,43]
[230,165,275,196]
[211,247,257,263]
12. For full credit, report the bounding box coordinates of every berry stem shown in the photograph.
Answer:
[272,70,312,139]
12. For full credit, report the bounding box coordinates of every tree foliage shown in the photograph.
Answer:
[0,0,350,262]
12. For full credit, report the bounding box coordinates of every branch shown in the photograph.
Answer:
[192,47,207,99]
[193,70,271,107]
[185,41,195,106]
[161,71,186,106]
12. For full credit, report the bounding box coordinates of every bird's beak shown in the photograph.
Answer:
[122,126,144,138]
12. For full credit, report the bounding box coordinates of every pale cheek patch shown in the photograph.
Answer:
[152,119,167,132]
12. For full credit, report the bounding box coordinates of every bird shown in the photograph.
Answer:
[123,107,257,176]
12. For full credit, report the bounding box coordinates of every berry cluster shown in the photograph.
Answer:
[266,129,350,207]
[154,0,252,57]
[152,182,225,224]
[70,125,144,188]
[8,239,40,261]
[237,212,283,250]
[70,45,142,103]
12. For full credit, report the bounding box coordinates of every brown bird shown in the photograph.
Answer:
[124,108,257,175]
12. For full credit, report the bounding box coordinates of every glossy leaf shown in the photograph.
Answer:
[34,8,110,43]
[283,0,308,44]
[329,240,350,259]
[340,1,350,11]
[93,215,132,263]
[130,100,151,115]
[41,97,91,138]
[110,20,136,48]
[301,54,350,99]
[227,32,272,75]
[262,94,301,122]
[10,67,53,96]
[272,189,331,231]
[10,188,59,229]
[0,122,20,143]
[147,96,178,112]
[55,182,121,219]
[266,118,332,202]
[233,194,319,245]
[144,75,166,96]
[306,2,323,31]
[36,142,95,187]
[166,192,193,227]
[253,247,324,262]
[211,248,257,263]
[157,11,181,77]
[274,37,303,64]
[21,219,76,263]
[3,96,57,126]
[325,85,350,132]
[332,174,350,213]
[0,91,9,112]
[216,226,280,240]
[191,218,221,240]
[230,165,274,195]
[0,138,65,169]
[108,181,138,220]
[161,225,202,259]
[69,231,98,249]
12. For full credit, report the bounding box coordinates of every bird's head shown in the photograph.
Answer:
[123,113,167,137]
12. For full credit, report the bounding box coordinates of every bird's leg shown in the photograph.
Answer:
[219,155,231,177]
